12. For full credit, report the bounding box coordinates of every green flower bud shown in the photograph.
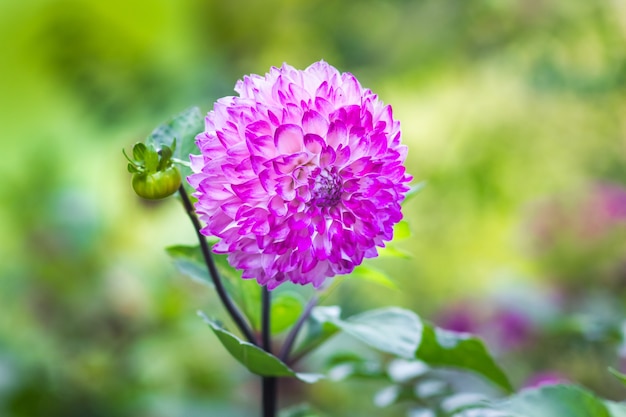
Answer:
[123,140,181,200]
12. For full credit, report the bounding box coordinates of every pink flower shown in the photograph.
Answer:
[523,371,569,388]
[436,302,481,334]
[188,61,412,289]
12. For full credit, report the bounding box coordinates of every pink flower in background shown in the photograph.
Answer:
[188,61,412,289]
[435,302,481,334]
[492,309,534,351]
[523,371,569,388]
[436,301,535,353]
[528,182,626,248]
[581,183,626,237]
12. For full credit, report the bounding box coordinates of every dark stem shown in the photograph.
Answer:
[178,186,257,345]
[261,286,277,417]
[262,286,272,352]
[279,295,319,362]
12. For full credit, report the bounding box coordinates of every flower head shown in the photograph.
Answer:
[188,61,412,289]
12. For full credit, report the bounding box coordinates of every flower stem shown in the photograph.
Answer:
[261,286,277,417]
[178,185,257,345]
[279,295,319,362]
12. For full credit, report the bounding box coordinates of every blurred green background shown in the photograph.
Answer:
[2,0,626,415]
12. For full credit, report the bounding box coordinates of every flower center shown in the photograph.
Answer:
[311,167,342,207]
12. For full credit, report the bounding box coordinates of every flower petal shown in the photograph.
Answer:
[302,110,329,136]
[274,124,304,154]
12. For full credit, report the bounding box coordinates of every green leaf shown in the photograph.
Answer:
[271,291,305,334]
[313,307,422,359]
[292,306,343,359]
[199,312,323,383]
[325,352,385,381]
[146,106,204,190]
[393,220,411,240]
[279,404,329,417]
[166,244,263,330]
[377,219,414,258]
[165,245,213,287]
[480,384,626,417]
[210,251,262,330]
[377,244,412,259]
[349,265,398,289]
[416,324,513,393]
[607,401,626,417]
[325,351,370,368]
[342,308,422,358]
[609,367,626,387]
[298,306,510,393]
[231,278,262,330]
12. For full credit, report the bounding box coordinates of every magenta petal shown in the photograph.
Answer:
[252,220,270,235]
[335,145,351,166]
[267,109,280,126]
[315,81,329,97]
[288,212,310,230]
[368,132,388,155]
[314,96,334,115]
[273,152,309,175]
[269,222,290,239]
[289,83,309,103]
[313,233,331,260]
[269,195,287,216]
[296,185,311,202]
[207,211,234,235]
[274,124,304,154]
[302,110,329,136]
[301,251,318,273]
[246,120,272,135]
[231,179,266,200]
[342,211,356,227]
[258,169,276,192]
[327,120,348,148]
[246,133,275,157]
[304,133,325,154]
[312,215,327,234]
[346,157,373,176]
[319,146,336,168]
[341,73,362,102]
[292,167,308,183]
[296,234,312,252]
[275,176,296,200]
